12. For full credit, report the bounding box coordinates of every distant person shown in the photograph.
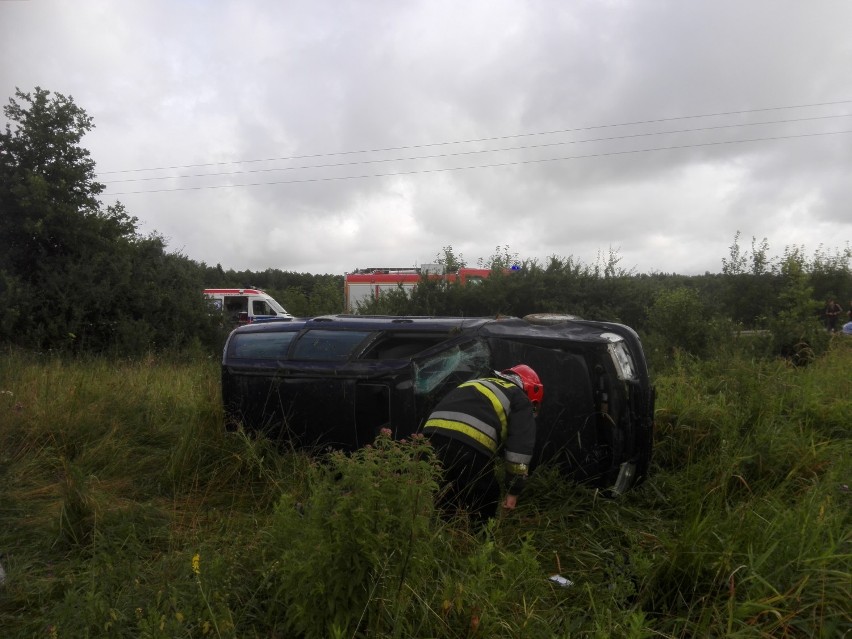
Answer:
[422,365,543,523]
[848,300,852,322]
[824,298,842,332]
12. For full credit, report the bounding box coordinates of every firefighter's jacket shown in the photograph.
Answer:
[423,376,537,494]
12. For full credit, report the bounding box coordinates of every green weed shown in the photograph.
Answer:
[1,342,849,637]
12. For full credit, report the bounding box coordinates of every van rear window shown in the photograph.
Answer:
[229,332,298,359]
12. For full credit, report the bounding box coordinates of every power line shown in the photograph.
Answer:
[101,128,852,196]
[100,113,852,184]
[96,99,852,175]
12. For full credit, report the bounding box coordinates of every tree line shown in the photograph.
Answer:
[356,239,850,366]
[2,87,849,360]
[0,88,343,355]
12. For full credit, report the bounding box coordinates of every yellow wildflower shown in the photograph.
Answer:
[192,553,201,575]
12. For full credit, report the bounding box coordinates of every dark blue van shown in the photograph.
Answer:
[221,314,655,493]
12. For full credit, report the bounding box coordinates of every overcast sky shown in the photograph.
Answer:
[2,1,851,276]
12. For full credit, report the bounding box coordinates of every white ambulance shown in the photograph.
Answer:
[204,288,293,324]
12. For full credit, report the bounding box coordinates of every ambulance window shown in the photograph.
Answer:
[225,297,248,314]
[252,299,274,316]
[266,297,288,315]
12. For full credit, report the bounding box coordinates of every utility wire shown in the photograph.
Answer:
[100,113,852,184]
[102,128,852,196]
[97,99,852,175]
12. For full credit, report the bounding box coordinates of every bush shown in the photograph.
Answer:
[646,287,711,360]
[260,432,558,638]
[263,432,440,637]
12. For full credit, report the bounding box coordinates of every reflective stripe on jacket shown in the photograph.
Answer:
[423,376,536,491]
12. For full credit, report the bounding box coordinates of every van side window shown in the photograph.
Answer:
[252,299,274,316]
[292,330,372,361]
[229,331,298,359]
[224,297,249,321]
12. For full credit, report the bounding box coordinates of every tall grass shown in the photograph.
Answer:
[0,340,849,637]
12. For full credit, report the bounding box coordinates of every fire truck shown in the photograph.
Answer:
[204,288,293,324]
[343,264,493,312]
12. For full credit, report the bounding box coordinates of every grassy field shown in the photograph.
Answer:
[0,340,850,638]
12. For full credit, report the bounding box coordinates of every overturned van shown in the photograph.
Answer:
[221,314,655,493]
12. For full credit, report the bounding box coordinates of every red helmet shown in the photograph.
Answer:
[502,364,544,412]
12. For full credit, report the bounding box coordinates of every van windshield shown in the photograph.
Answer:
[413,339,490,394]
[265,297,289,315]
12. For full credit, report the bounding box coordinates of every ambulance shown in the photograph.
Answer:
[204,288,293,324]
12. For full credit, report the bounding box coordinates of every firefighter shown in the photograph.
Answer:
[422,364,543,522]
[824,297,843,332]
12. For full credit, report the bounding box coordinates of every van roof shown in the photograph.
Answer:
[204,288,267,296]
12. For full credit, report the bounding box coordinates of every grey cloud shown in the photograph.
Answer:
[2,0,850,276]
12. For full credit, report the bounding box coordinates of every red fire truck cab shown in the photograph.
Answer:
[343,264,493,312]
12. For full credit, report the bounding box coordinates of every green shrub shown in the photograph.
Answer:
[263,431,441,637]
[646,287,711,360]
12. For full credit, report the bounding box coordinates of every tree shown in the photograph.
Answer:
[768,248,828,364]
[0,87,132,273]
[646,287,709,357]
[0,88,217,354]
[434,245,466,272]
[721,231,748,276]
[718,232,780,327]
[308,278,344,315]
[1,87,120,348]
[807,243,852,304]
[477,244,519,270]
